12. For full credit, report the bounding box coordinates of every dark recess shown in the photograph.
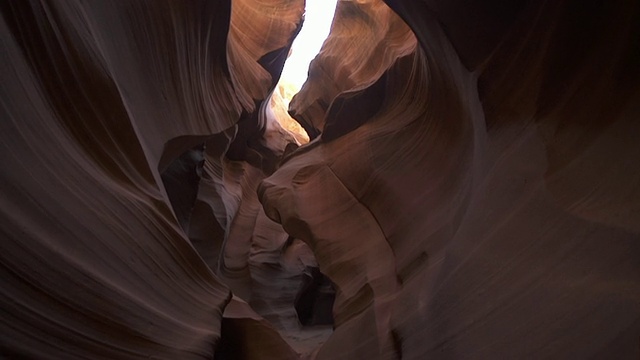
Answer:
[294,266,336,326]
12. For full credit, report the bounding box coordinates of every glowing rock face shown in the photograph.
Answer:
[270,81,310,145]
[1,0,640,359]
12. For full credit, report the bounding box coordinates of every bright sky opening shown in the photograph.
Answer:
[268,0,338,144]
[280,0,338,93]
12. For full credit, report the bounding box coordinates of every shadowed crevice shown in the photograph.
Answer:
[294,266,336,326]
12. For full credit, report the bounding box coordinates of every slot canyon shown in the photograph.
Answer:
[1,0,639,359]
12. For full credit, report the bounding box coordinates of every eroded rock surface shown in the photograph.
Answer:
[0,0,305,358]
[261,0,640,359]
[2,0,639,359]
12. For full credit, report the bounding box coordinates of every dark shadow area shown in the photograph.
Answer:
[214,317,298,360]
[188,200,225,271]
[160,142,225,272]
[160,143,205,232]
[294,266,336,326]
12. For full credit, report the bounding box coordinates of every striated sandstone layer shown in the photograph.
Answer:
[261,0,640,358]
[1,0,306,358]
[288,0,416,138]
[2,0,639,359]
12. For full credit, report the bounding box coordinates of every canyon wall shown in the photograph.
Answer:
[264,0,640,358]
[0,0,304,358]
[1,0,639,359]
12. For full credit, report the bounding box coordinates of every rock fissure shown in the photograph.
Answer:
[2,0,639,358]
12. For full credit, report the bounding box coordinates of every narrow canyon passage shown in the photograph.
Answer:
[1,0,639,359]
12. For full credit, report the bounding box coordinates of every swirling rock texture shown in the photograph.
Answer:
[0,0,308,358]
[2,0,640,360]
[262,0,640,359]
[288,0,417,138]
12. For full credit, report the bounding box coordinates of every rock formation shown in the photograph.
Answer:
[1,0,639,359]
[0,0,305,358]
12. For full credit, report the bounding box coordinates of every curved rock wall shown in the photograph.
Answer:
[0,0,304,358]
[288,0,416,138]
[261,0,640,358]
[2,0,639,359]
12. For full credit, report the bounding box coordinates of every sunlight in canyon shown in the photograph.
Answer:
[270,0,338,144]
